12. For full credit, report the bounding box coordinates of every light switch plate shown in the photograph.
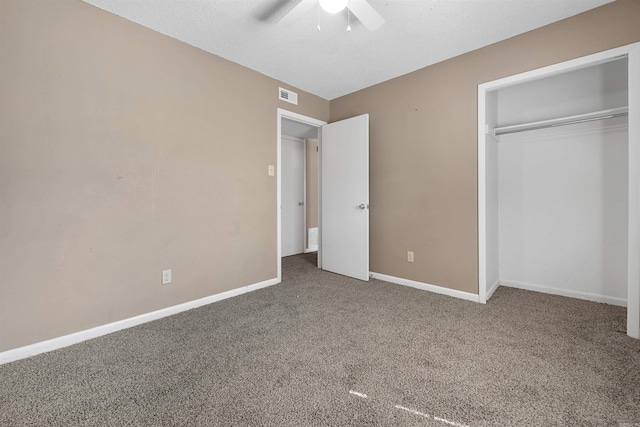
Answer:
[162,269,172,285]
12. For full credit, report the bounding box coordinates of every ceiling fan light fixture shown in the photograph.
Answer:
[319,0,349,14]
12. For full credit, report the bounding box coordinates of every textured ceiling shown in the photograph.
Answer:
[81,0,613,100]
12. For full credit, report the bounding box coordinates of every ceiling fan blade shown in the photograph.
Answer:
[348,0,385,31]
[277,0,317,26]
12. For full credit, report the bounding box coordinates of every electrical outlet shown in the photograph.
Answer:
[268,165,275,176]
[407,251,414,263]
[162,269,172,285]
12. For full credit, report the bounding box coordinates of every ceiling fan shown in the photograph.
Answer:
[278,0,385,32]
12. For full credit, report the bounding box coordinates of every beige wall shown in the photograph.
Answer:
[305,139,319,231]
[0,0,329,352]
[330,0,640,294]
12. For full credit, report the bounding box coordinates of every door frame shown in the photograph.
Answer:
[477,42,640,340]
[277,108,326,282]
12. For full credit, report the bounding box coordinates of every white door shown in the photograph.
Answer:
[321,114,369,281]
[282,137,305,257]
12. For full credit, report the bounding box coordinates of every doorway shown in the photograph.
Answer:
[281,120,319,257]
[277,109,371,283]
[277,110,326,281]
[477,42,640,340]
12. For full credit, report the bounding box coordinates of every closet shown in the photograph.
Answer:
[478,43,640,339]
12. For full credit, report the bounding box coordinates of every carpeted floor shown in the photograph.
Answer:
[1,253,639,426]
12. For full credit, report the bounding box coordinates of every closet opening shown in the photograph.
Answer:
[478,43,640,340]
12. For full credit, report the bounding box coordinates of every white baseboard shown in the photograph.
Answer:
[370,272,480,303]
[500,279,627,307]
[628,325,640,340]
[0,277,279,365]
[304,246,318,253]
[486,280,500,301]
[245,278,279,292]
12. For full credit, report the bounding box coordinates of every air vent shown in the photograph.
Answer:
[279,87,298,105]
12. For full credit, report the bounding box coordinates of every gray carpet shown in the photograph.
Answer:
[1,253,639,426]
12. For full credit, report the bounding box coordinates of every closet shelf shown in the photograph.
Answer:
[493,106,628,137]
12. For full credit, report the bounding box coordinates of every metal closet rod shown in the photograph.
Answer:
[493,106,629,136]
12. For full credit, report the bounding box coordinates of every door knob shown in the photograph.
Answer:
[298,202,304,206]
[358,203,368,210]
